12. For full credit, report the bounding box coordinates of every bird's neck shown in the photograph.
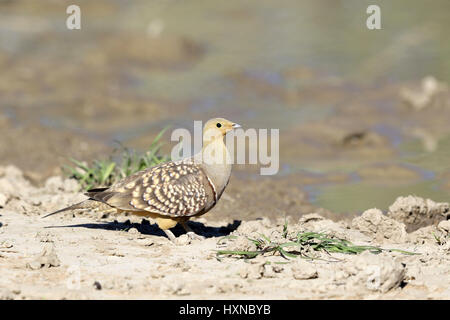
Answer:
[195,135,232,196]
[199,135,231,165]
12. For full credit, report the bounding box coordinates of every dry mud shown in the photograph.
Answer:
[0,165,449,300]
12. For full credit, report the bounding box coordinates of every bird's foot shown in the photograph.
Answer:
[180,221,205,241]
[186,231,205,241]
[171,232,205,245]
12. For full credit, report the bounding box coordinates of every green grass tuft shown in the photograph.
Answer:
[64,128,170,190]
[217,224,418,261]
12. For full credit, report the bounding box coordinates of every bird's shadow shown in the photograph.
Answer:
[45,218,241,239]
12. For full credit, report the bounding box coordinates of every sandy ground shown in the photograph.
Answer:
[1,0,449,300]
[0,165,449,300]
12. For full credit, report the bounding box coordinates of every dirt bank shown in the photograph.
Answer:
[0,165,449,300]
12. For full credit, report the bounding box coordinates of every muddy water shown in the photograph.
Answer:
[1,0,450,215]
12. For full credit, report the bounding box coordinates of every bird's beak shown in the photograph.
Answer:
[232,123,241,129]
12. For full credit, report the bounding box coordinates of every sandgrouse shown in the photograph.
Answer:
[43,118,240,241]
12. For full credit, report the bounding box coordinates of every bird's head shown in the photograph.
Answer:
[203,118,241,139]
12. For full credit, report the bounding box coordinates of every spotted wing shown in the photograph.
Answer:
[87,160,214,217]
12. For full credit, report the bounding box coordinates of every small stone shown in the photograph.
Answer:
[437,220,450,234]
[175,234,191,245]
[292,262,318,280]
[127,227,139,234]
[93,281,102,290]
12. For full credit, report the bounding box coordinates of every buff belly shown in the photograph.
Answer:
[126,210,188,230]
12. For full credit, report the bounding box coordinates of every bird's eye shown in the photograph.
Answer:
[216,123,222,128]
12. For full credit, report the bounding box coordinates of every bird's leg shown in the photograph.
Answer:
[163,229,177,242]
[155,217,179,242]
[180,221,205,240]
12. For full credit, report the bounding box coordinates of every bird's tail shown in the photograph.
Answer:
[41,200,92,219]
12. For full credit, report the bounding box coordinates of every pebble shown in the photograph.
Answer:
[437,220,450,233]
[175,234,191,245]
[292,262,319,280]
[93,281,102,290]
